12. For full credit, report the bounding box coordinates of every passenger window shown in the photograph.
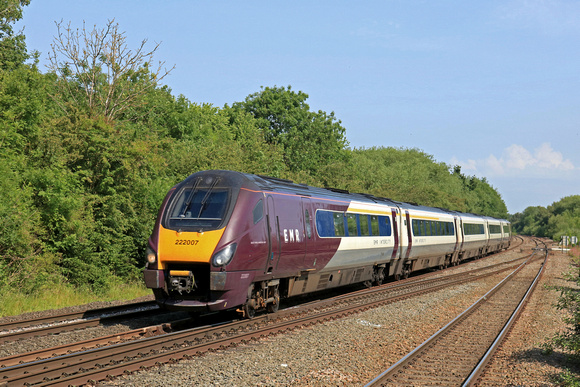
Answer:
[333,213,346,236]
[315,210,335,237]
[412,219,419,236]
[252,200,263,224]
[370,215,379,236]
[378,216,392,236]
[359,215,370,236]
[346,214,358,236]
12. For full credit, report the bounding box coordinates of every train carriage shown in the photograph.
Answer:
[485,216,504,254]
[457,213,488,260]
[144,170,511,318]
[500,220,512,250]
[398,204,459,274]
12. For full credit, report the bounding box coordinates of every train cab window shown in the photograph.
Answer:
[166,186,229,231]
[359,215,370,236]
[370,215,379,236]
[252,200,263,224]
[305,210,312,239]
[346,214,358,236]
[333,213,346,237]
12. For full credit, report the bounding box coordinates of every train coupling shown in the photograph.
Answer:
[168,270,196,294]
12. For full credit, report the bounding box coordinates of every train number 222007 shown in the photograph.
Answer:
[175,239,199,246]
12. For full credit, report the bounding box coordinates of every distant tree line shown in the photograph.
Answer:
[510,196,580,243]
[1,7,509,296]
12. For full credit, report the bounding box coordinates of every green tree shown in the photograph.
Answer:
[547,196,580,242]
[161,100,285,180]
[232,85,350,175]
[0,0,30,70]
[47,19,173,121]
[511,196,580,240]
[347,147,471,212]
[0,64,53,156]
[512,205,551,236]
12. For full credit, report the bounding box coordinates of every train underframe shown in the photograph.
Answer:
[148,240,511,319]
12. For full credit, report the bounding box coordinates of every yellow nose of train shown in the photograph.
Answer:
[156,225,226,269]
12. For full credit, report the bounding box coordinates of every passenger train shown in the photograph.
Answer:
[144,170,511,318]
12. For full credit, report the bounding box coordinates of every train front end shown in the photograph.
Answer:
[143,170,253,313]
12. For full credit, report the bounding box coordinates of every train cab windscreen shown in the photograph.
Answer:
[164,177,230,231]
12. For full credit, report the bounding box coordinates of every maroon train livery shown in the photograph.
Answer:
[144,170,511,317]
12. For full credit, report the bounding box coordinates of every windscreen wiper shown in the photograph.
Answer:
[180,177,202,217]
[197,177,221,219]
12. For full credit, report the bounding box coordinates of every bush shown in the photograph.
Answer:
[550,247,580,356]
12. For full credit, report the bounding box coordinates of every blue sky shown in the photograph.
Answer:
[17,1,580,214]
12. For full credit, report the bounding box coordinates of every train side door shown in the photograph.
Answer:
[301,197,315,269]
[457,217,464,256]
[452,216,460,262]
[484,219,490,253]
[392,209,403,259]
[404,210,412,259]
[391,208,407,278]
[264,195,280,274]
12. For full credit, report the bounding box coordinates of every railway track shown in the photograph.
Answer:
[0,237,524,348]
[0,301,161,344]
[0,239,533,386]
[366,240,547,386]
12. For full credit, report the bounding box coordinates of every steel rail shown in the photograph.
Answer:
[463,243,548,386]
[0,319,190,368]
[0,302,162,344]
[365,245,546,386]
[0,236,534,386]
[0,301,157,332]
[0,253,531,387]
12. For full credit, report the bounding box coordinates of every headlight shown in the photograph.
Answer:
[146,246,157,264]
[211,243,237,267]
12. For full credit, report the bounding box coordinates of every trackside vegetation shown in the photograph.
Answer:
[510,195,580,243]
[0,7,523,316]
[543,247,580,386]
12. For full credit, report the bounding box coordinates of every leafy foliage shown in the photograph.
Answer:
[543,248,580,387]
[232,85,350,176]
[0,0,30,70]
[318,147,508,218]
[511,196,580,241]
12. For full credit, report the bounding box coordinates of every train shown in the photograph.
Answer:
[143,170,511,318]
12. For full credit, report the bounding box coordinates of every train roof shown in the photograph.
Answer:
[194,170,509,223]
[247,172,401,207]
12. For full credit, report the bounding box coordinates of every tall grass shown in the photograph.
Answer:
[0,282,150,318]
